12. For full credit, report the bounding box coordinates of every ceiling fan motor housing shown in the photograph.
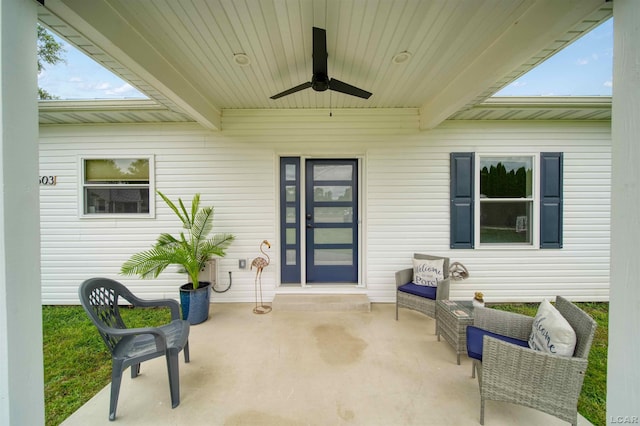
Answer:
[311,73,330,92]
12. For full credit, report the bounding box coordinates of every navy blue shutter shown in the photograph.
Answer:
[450,153,474,249]
[540,152,563,248]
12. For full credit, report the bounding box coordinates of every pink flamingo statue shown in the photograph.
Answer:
[251,240,272,314]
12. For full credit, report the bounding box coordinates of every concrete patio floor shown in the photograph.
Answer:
[62,303,593,425]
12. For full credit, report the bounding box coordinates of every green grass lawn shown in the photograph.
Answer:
[42,305,172,426]
[43,302,608,426]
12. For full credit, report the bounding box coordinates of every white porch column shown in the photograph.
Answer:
[608,0,640,423]
[0,0,43,425]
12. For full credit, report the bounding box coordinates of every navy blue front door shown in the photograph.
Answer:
[305,160,358,283]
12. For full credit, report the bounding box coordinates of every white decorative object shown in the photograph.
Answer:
[473,291,485,307]
[449,262,470,280]
[412,258,444,287]
[528,299,577,357]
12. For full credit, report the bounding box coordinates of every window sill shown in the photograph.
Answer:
[80,213,153,219]
[476,244,538,250]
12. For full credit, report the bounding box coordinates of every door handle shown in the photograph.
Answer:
[306,223,313,229]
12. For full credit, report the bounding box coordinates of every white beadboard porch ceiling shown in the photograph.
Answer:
[37,0,612,131]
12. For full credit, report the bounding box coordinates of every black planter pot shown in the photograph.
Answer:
[179,281,211,325]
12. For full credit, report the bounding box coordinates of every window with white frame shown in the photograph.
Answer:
[81,157,153,216]
[477,155,535,245]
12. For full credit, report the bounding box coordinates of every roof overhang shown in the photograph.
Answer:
[37,0,612,131]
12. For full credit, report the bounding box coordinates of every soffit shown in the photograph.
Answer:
[38,98,611,125]
[449,97,612,121]
[38,99,195,125]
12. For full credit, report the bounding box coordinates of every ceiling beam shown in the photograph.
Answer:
[42,0,221,131]
[419,0,608,130]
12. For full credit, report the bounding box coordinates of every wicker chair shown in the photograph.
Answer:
[468,296,597,425]
[395,254,450,320]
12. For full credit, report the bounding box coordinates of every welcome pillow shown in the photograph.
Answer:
[412,258,444,287]
[528,299,577,357]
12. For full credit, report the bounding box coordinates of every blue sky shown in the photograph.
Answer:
[37,18,613,100]
[496,18,613,96]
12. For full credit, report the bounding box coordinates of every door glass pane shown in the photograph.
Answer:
[313,186,352,201]
[314,249,353,266]
[313,165,352,181]
[314,228,352,244]
[285,164,296,181]
[286,207,296,223]
[286,228,296,244]
[285,186,296,202]
[480,156,533,198]
[315,207,353,223]
[480,201,532,244]
[286,249,297,265]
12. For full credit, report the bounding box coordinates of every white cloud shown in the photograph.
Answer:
[69,76,83,83]
[604,80,613,88]
[95,82,112,90]
[509,80,527,88]
[577,53,600,66]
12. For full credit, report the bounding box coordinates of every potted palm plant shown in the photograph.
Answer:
[121,191,234,324]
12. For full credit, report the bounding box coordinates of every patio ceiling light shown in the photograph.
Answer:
[233,53,251,66]
[392,51,412,64]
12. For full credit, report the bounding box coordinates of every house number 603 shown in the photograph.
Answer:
[39,176,57,186]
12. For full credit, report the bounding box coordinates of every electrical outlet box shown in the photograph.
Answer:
[239,259,246,269]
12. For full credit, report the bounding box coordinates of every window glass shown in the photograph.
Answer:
[479,155,534,245]
[85,159,149,183]
[480,201,532,244]
[83,157,152,216]
[480,157,532,198]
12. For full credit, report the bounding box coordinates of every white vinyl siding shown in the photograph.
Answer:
[39,111,610,304]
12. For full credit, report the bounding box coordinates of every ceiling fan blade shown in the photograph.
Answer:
[329,78,372,99]
[270,81,313,100]
[312,27,328,76]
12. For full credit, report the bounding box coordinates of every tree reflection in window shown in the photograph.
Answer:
[83,158,151,215]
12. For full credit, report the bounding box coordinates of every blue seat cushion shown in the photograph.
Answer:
[466,325,529,361]
[398,283,437,300]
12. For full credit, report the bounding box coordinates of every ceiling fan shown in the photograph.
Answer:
[270,27,372,100]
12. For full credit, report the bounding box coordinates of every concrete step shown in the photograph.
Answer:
[272,294,371,312]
